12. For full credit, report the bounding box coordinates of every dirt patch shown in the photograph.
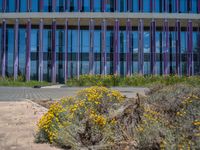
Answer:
[0,101,61,150]
[32,100,55,109]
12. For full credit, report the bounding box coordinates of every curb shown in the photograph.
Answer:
[25,99,48,111]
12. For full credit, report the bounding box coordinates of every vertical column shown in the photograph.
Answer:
[150,20,156,75]
[1,20,6,78]
[187,20,193,76]
[26,19,31,81]
[27,0,31,12]
[114,0,118,12]
[16,0,19,12]
[138,19,144,75]
[198,26,200,74]
[89,19,94,75]
[198,0,200,13]
[127,0,131,12]
[101,19,107,75]
[176,0,180,13]
[163,19,169,75]
[77,19,80,79]
[14,19,19,80]
[139,0,143,12]
[38,19,44,82]
[114,19,119,75]
[90,0,94,12]
[64,19,68,82]
[150,0,153,12]
[39,0,44,12]
[78,0,82,12]
[175,20,181,75]
[102,0,106,12]
[2,0,6,12]
[126,19,132,76]
[51,20,56,83]
[52,0,56,12]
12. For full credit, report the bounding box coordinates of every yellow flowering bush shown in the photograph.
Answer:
[36,86,125,148]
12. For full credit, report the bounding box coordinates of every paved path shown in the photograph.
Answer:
[0,87,149,101]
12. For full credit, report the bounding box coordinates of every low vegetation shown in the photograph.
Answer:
[66,74,200,87]
[0,76,50,87]
[36,84,200,149]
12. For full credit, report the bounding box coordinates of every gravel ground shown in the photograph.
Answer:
[0,101,61,150]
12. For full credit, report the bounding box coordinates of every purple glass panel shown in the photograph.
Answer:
[51,20,56,83]
[175,20,181,75]
[101,19,107,75]
[187,21,193,76]
[102,0,105,12]
[198,0,200,13]
[114,19,119,75]
[64,19,68,82]
[150,20,156,75]
[163,19,169,75]
[1,20,6,78]
[14,19,19,80]
[89,19,94,75]
[176,0,180,13]
[39,19,44,82]
[26,19,31,81]
[90,0,94,12]
[77,19,80,79]
[138,19,144,75]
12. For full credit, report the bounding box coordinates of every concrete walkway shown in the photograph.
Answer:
[0,87,149,101]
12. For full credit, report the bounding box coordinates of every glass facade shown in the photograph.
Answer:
[0,0,200,83]
[1,0,199,13]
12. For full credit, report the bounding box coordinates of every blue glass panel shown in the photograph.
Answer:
[132,0,139,12]
[7,0,15,12]
[71,0,78,11]
[132,31,138,74]
[0,0,2,12]
[56,0,64,12]
[30,29,38,80]
[106,0,114,12]
[0,28,1,73]
[143,0,150,12]
[6,28,14,76]
[191,0,197,13]
[180,31,187,74]
[20,0,27,12]
[180,0,187,13]
[118,0,126,12]
[82,0,90,12]
[32,0,39,12]
[169,0,176,13]
[44,0,52,12]
[19,29,26,76]
[94,0,101,12]
[155,0,161,12]
[81,30,89,74]
[94,30,101,53]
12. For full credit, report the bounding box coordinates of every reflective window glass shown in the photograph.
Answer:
[143,0,150,12]
[31,29,38,80]
[20,0,27,12]
[82,0,90,12]
[132,0,139,12]
[7,0,15,12]
[44,0,52,12]
[32,0,39,12]
[191,0,198,13]
[19,29,26,76]
[180,0,187,13]
[0,0,2,12]
[94,0,101,12]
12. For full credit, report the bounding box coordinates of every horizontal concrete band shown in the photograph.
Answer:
[0,12,200,26]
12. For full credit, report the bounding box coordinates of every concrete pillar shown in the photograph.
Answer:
[51,20,56,83]
[150,19,156,75]
[163,19,169,75]
[77,19,80,79]
[114,19,119,75]
[126,19,132,76]
[64,19,68,82]
[175,20,181,75]
[26,19,31,81]
[38,19,44,82]
[89,19,94,75]
[138,19,144,75]
[101,19,107,75]
[14,19,19,80]
[187,20,193,76]
[1,19,6,78]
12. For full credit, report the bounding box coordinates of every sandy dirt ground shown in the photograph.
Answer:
[0,101,61,150]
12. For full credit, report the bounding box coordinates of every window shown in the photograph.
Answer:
[180,0,187,13]
[0,0,2,12]
[191,0,198,13]
[20,0,27,12]
[105,0,114,12]
[94,0,101,12]
[155,0,161,12]
[7,0,15,12]
[44,0,52,12]
[143,0,150,12]
[56,0,64,12]
[132,0,139,12]
[82,0,90,12]
[32,0,39,12]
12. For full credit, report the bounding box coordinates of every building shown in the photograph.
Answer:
[0,0,200,83]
